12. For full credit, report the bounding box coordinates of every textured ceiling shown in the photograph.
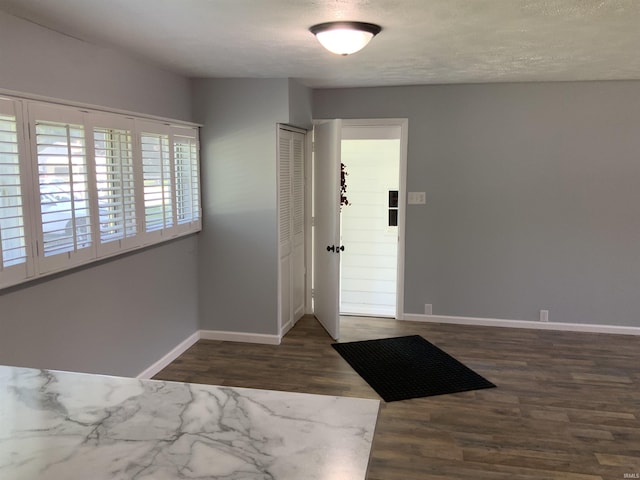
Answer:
[1,0,639,88]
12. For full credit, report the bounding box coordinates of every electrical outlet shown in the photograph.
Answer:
[540,310,549,322]
[424,304,432,315]
[408,192,426,204]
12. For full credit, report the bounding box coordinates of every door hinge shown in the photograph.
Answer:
[311,288,314,298]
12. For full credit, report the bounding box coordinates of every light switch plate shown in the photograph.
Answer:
[408,192,426,204]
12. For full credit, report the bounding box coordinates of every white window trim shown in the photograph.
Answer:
[0,97,34,287]
[0,94,201,290]
[87,112,139,257]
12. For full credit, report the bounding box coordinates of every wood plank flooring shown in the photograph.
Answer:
[155,315,640,480]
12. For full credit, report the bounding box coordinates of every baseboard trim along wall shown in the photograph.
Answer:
[199,329,282,345]
[401,313,640,336]
[138,313,640,379]
[138,329,281,379]
[137,331,201,379]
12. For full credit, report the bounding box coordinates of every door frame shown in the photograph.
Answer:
[307,118,408,320]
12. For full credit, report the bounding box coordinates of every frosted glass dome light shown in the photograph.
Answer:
[310,21,382,56]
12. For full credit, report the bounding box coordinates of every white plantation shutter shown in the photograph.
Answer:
[0,94,201,291]
[0,98,31,286]
[172,127,200,229]
[91,116,137,255]
[30,103,94,273]
[140,128,173,234]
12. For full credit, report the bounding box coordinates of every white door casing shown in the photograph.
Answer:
[340,119,408,320]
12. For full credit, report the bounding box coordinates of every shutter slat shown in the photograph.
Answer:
[35,120,92,257]
[173,134,199,225]
[0,111,28,269]
[94,127,136,243]
[142,132,172,232]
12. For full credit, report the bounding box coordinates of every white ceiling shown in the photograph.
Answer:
[1,0,640,89]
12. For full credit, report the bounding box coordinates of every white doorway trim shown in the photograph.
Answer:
[341,118,408,320]
[308,118,408,321]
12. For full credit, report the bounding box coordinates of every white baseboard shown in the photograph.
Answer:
[140,312,638,380]
[401,313,640,336]
[138,328,282,379]
[280,319,295,338]
[281,313,308,338]
[200,329,281,345]
[137,331,200,379]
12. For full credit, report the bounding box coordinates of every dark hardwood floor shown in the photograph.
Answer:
[155,315,640,480]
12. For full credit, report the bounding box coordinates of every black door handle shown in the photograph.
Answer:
[338,245,345,252]
[326,245,335,252]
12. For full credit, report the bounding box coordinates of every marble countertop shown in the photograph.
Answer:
[0,365,379,480]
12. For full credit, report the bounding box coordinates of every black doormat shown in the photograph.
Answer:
[332,335,495,402]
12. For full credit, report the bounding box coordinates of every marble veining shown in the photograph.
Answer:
[0,365,379,480]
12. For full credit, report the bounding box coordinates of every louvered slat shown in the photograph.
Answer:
[292,136,304,236]
[0,112,27,268]
[141,133,172,232]
[174,134,199,225]
[279,135,291,247]
[35,120,91,257]
[94,127,135,244]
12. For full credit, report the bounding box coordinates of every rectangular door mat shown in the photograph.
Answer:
[332,335,496,402]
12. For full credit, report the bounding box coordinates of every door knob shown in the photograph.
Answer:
[338,245,345,252]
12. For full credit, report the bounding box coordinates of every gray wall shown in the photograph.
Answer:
[0,11,191,121]
[288,79,313,130]
[192,78,290,335]
[0,12,199,376]
[314,81,640,327]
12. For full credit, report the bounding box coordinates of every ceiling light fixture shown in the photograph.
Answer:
[309,21,382,56]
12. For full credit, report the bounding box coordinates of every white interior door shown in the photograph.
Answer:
[313,120,342,339]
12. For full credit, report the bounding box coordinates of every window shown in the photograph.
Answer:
[93,120,136,254]
[0,111,24,266]
[0,95,200,289]
[173,130,200,227]
[36,120,91,256]
[138,122,201,237]
[140,130,173,233]
[0,98,30,287]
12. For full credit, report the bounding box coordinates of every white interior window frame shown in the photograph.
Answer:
[0,97,34,287]
[0,93,201,290]
[86,112,138,257]
[171,125,202,234]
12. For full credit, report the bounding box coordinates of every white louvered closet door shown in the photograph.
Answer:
[278,126,306,337]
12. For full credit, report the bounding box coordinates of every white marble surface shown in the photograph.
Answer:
[0,365,379,480]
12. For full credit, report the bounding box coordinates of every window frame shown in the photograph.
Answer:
[0,95,201,290]
[0,97,34,288]
[88,112,138,257]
